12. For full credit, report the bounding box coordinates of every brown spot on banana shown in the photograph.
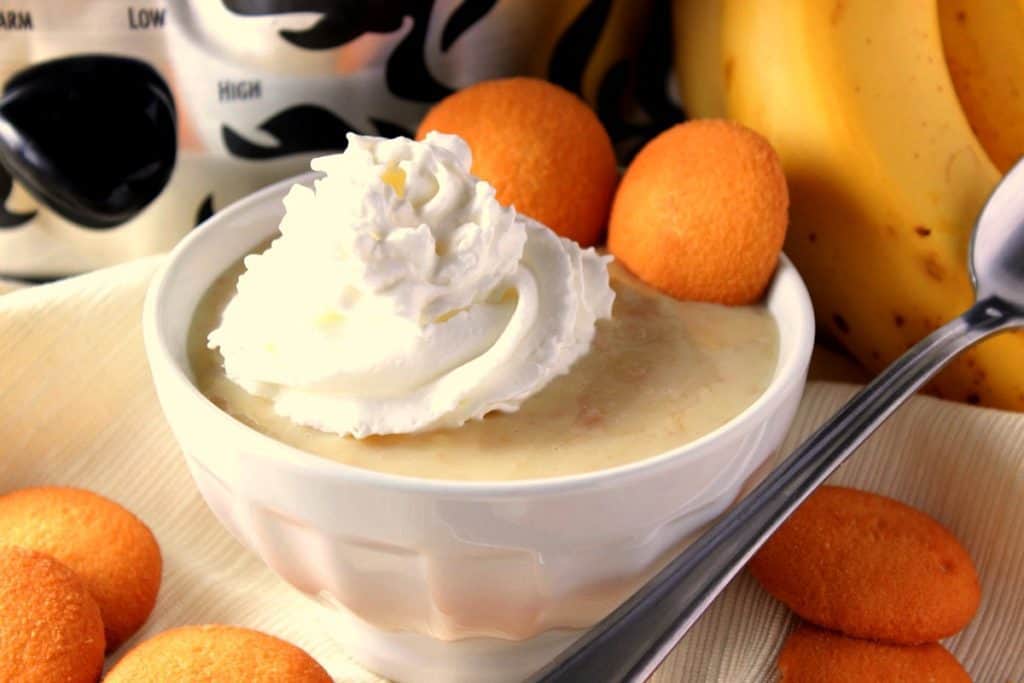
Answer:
[831,0,846,25]
[924,254,946,281]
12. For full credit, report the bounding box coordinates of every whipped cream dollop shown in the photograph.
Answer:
[209,132,614,438]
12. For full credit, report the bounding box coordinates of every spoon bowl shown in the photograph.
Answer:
[970,156,1024,308]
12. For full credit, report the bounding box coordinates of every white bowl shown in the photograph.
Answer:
[143,173,815,683]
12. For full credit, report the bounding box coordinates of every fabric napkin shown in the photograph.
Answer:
[0,259,1021,682]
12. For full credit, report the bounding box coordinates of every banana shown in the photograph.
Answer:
[674,0,1024,410]
[672,0,726,119]
[938,0,1024,172]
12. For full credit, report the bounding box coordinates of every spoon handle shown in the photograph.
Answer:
[529,296,1021,683]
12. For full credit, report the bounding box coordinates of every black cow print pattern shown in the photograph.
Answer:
[223,0,408,49]
[221,0,488,102]
[440,0,498,51]
[550,0,683,161]
[222,105,411,159]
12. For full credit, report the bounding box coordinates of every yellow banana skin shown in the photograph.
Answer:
[938,0,1024,172]
[676,0,1024,409]
[673,0,726,119]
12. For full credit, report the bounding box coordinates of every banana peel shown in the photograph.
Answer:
[939,0,1024,173]
[674,0,1024,410]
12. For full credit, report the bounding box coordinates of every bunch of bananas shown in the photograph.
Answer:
[673,0,1024,410]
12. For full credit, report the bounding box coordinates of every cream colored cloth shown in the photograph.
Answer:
[0,278,25,295]
[0,259,1021,682]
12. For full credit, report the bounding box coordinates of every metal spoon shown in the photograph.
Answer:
[529,157,1024,682]
[0,55,177,229]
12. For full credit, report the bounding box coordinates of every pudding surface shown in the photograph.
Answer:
[189,260,778,481]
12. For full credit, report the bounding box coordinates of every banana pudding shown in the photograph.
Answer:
[188,133,778,481]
